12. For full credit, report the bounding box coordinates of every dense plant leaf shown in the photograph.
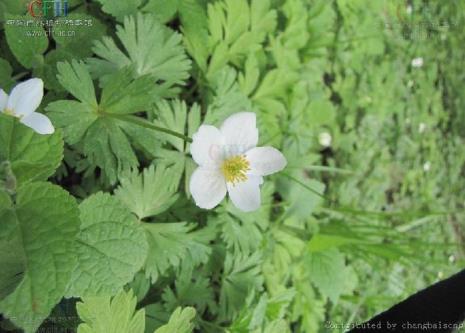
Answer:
[0,182,80,333]
[66,193,148,297]
[53,13,107,59]
[47,60,157,183]
[161,267,215,314]
[0,58,15,91]
[94,0,142,21]
[154,307,196,333]
[306,248,347,303]
[205,0,277,77]
[89,13,191,98]
[143,222,213,282]
[76,289,145,333]
[0,114,63,185]
[151,100,201,195]
[4,15,48,68]
[115,164,180,220]
[0,0,463,331]
[219,252,264,320]
[142,0,209,70]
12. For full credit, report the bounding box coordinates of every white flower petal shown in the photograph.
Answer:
[220,112,258,156]
[190,125,223,166]
[0,89,8,111]
[227,175,261,212]
[7,78,44,117]
[20,112,55,135]
[190,167,227,209]
[246,147,287,176]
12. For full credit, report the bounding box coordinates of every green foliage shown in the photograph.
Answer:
[47,60,158,184]
[66,193,148,297]
[4,15,48,68]
[94,0,142,21]
[115,164,180,220]
[205,0,277,78]
[76,289,145,333]
[0,114,63,185]
[306,248,347,302]
[143,222,213,282]
[154,306,196,333]
[89,13,191,98]
[220,252,264,320]
[76,289,195,333]
[0,182,80,333]
[0,58,15,91]
[1,0,464,332]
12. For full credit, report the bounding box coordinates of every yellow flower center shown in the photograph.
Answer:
[221,155,250,184]
[4,108,16,117]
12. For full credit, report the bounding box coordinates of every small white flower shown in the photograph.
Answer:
[318,132,332,147]
[406,5,413,15]
[423,161,431,172]
[0,78,54,135]
[448,255,456,263]
[407,80,414,88]
[189,112,287,212]
[418,122,426,133]
[437,271,444,279]
[411,57,424,68]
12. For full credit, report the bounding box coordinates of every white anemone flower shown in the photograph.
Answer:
[423,161,431,172]
[411,57,424,68]
[318,132,332,147]
[189,112,287,212]
[0,78,54,135]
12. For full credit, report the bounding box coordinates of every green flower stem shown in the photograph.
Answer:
[105,113,193,143]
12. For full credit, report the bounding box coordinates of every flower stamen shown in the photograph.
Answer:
[221,155,250,184]
[4,109,16,117]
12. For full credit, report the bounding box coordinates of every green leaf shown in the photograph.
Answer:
[0,182,80,333]
[5,15,49,68]
[0,191,24,300]
[89,13,191,98]
[53,13,107,59]
[306,248,347,303]
[205,67,252,125]
[219,213,263,255]
[76,289,145,333]
[56,60,98,108]
[161,266,214,314]
[220,252,264,320]
[99,68,156,115]
[115,164,180,220]
[0,114,64,185]
[281,173,325,219]
[47,60,158,184]
[0,58,15,91]
[66,193,148,297]
[142,0,180,22]
[307,99,336,126]
[154,307,196,333]
[206,0,277,77]
[143,222,212,282]
[0,0,29,17]
[150,99,200,196]
[94,0,142,21]
[153,100,189,152]
[141,0,209,71]
[308,233,364,252]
